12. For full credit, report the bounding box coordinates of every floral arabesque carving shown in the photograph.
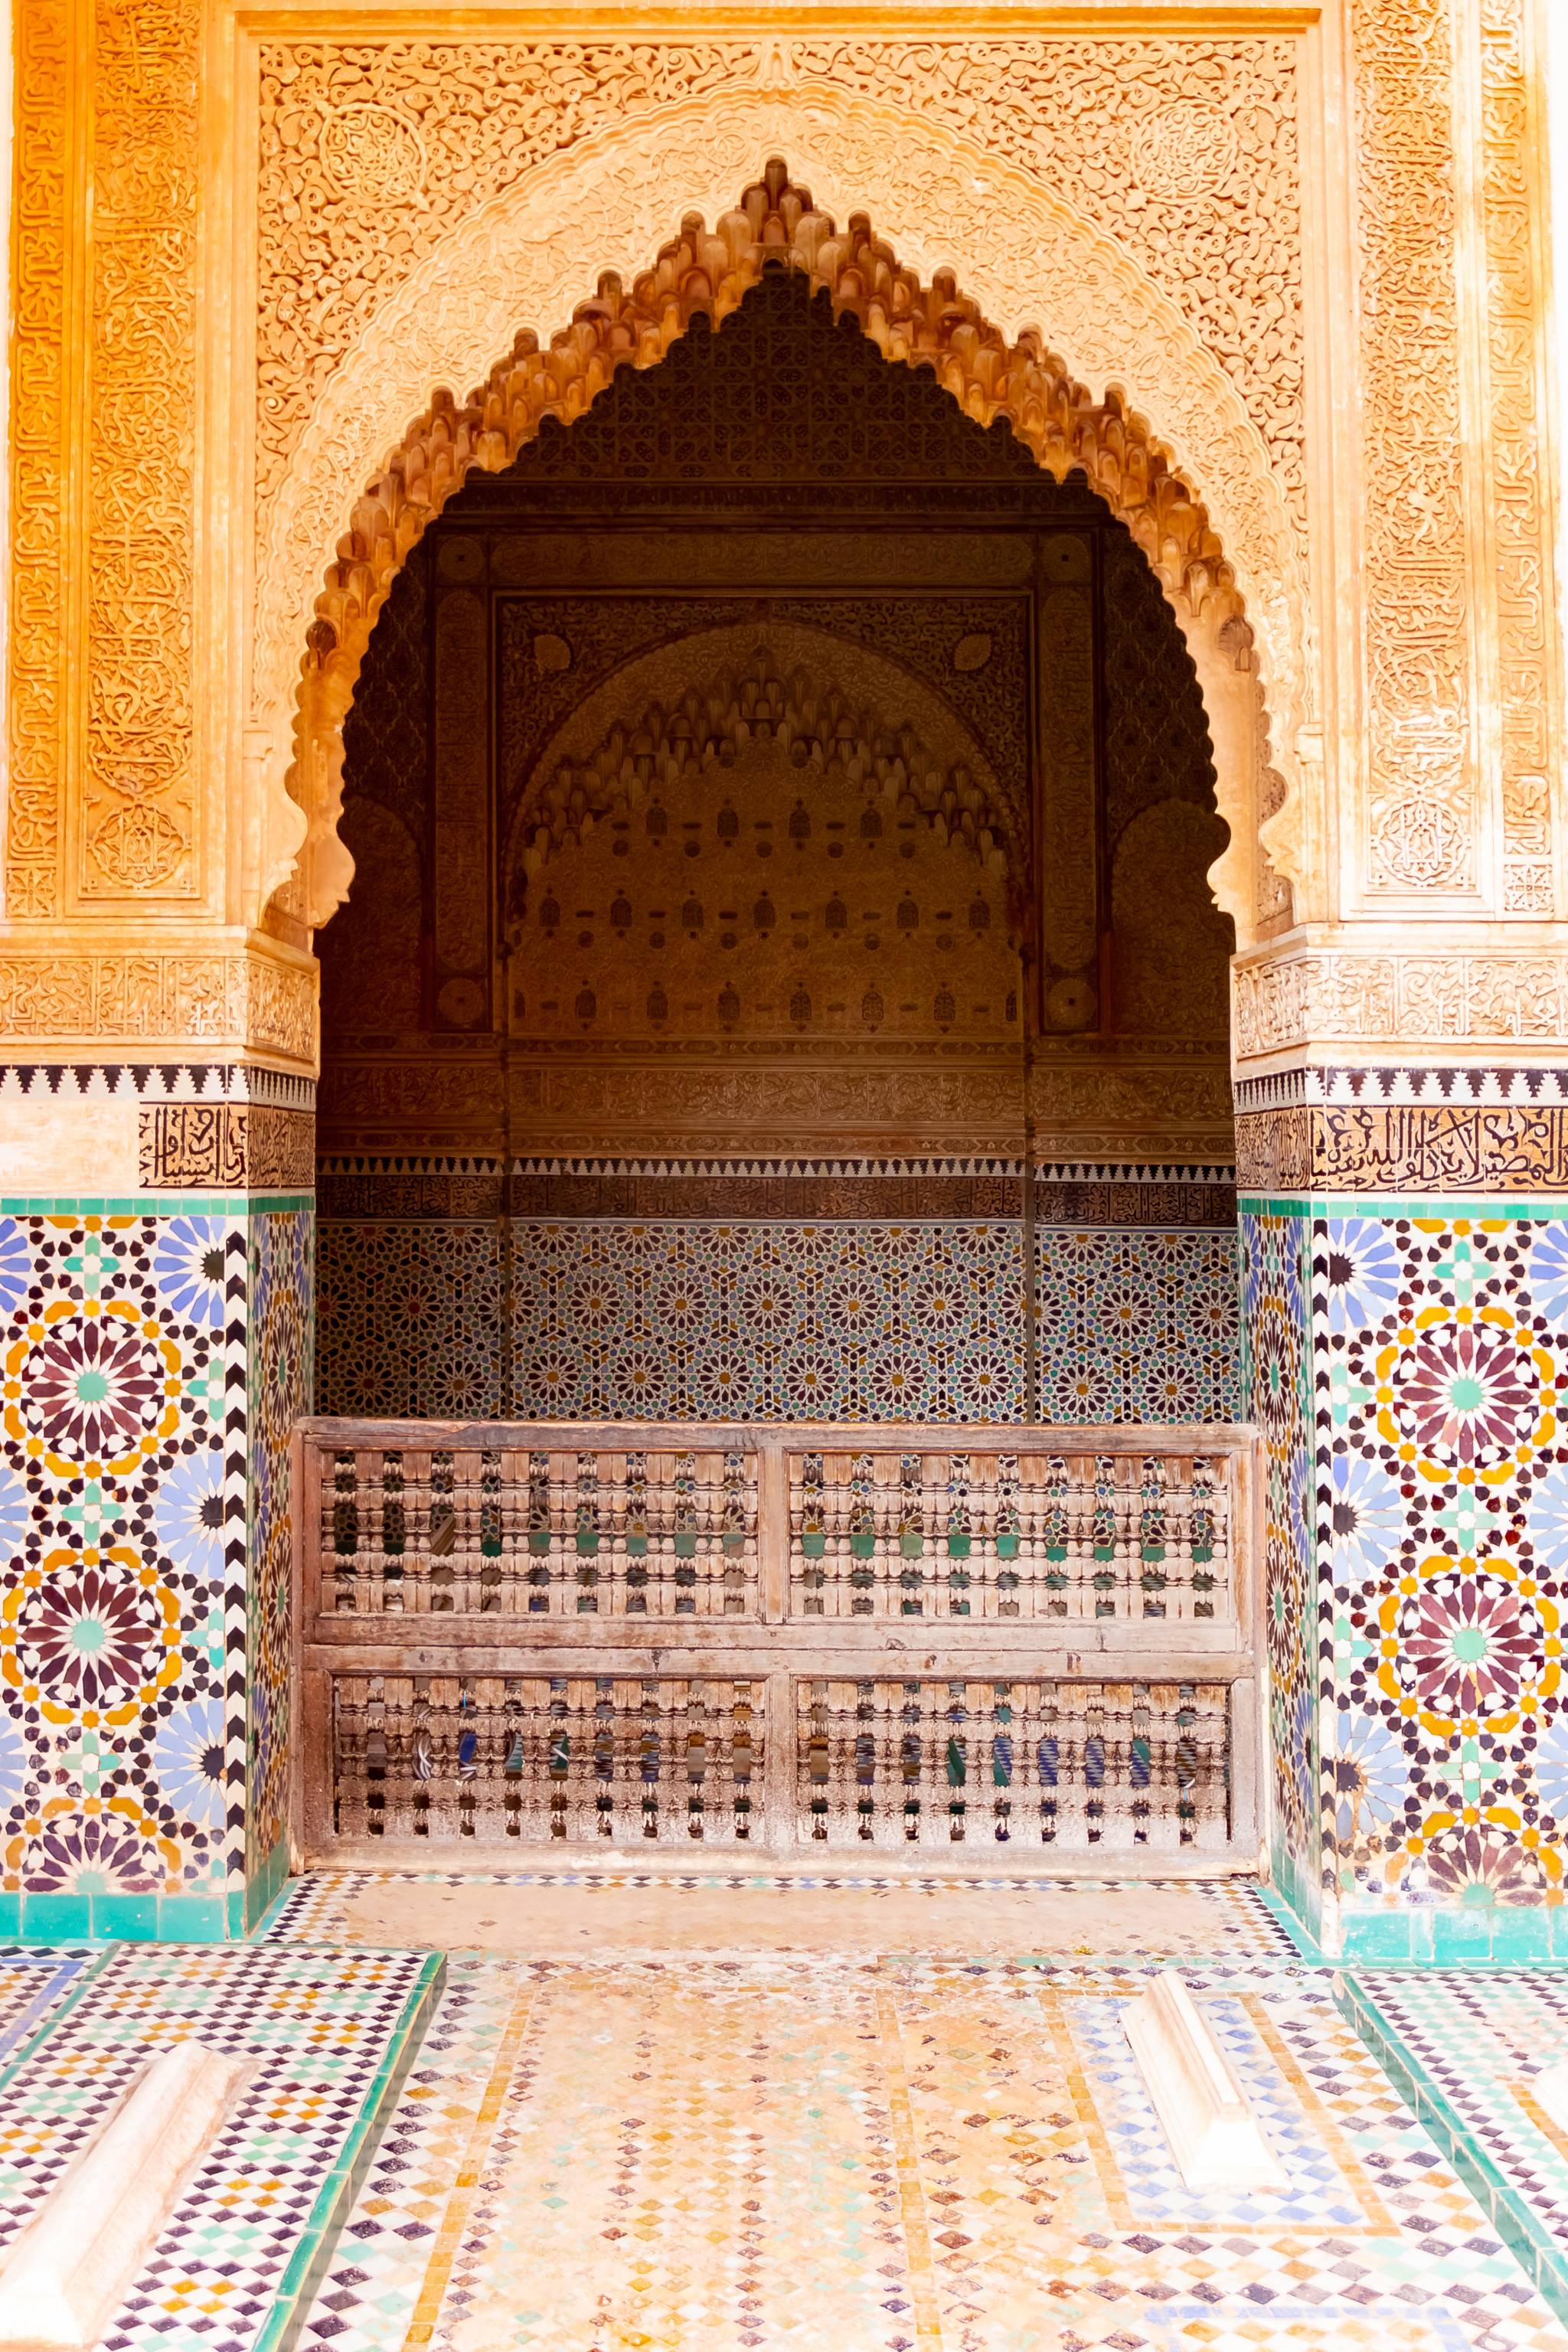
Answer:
[286,139,1298,939]
[256,38,1305,523]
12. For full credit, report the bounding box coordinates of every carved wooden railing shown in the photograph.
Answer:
[292,1421,1262,1867]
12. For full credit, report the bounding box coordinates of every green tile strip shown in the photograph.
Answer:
[1335,1971,1568,2331]
[244,1837,292,1936]
[1259,1882,1568,1967]
[1236,1193,1568,1221]
[253,1951,446,2352]
[0,1194,315,1215]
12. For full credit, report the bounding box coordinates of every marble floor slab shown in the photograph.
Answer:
[266,1866,1295,1962]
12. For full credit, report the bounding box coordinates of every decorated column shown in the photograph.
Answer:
[0,951,316,1938]
[1236,948,1568,1960]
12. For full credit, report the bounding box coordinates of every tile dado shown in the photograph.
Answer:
[1242,1196,1568,1956]
[315,1213,1243,1424]
[0,1194,314,1938]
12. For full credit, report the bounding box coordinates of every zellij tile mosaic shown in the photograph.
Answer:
[0,1201,312,1936]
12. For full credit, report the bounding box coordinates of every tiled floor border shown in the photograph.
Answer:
[0,1943,443,2352]
[253,1949,446,2352]
[1334,1971,1568,2334]
[0,1950,104,2089]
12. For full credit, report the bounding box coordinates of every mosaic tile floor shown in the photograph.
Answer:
[0,1941,439,2352]
[0,1948,93,2072]
[1341,1972,1568,2326]
[265,1865,1296,1962]
[0,1879,1563,2352]
[250,1872,1568,2352]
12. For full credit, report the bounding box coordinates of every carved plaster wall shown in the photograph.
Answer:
[318,272,1233,1169]
[273,132,1298,947]
[5,7,1560,1011]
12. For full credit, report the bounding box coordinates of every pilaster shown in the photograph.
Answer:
[0,931,317,1938]
[1236,928,1568,1959]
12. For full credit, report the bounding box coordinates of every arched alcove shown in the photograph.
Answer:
[315,265,1239,1428]
[256,142,1305,948]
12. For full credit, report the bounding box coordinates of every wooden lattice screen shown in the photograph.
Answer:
[292,1421,1263,1867]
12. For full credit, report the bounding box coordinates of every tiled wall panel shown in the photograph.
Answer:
[315,1217,1242,1426]
[1315,1210,1568,1936]
[1244,1194,1568,1957]
[247,1207,313,1890]
[1240,1208,1318,1926]
[0,1197,312,1939]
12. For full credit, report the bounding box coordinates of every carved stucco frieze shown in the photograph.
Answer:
[1353,0,1472,896]
[318,1045,1234,1161]
[1232,947,1568,1061]
[0,948,318,1063]
[6,0,70,922]
[1351,0,1559,910]
[81,0,200,903]
[3,6,1559,965]
[138,1102,316,1189]
[1478,0,1560,916]
[6,0,201,925]
[1237,1101,1568,1194]
[256,37,1305,518]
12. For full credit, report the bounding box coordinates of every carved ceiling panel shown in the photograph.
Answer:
[503,624,1019,903]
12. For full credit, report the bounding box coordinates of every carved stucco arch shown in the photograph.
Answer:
[259,92,1311,948]
[501,622,1020,933]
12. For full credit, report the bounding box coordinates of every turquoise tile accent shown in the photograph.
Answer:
[0,1194,314,1214]
[0,1896,21,1941]
[1239,1191,1568,1222]
[1337,1909,1419,1963]
[21,1894,91,1943]
[155,1895,230,1943]
[1472,1908,1555,1965]
[90,1896,159,1942]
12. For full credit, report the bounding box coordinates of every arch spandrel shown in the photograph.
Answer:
[257,93,1310,942]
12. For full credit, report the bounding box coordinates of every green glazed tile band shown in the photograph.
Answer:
[252,1953,446,2352]
[1335,1972,1568,2332]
